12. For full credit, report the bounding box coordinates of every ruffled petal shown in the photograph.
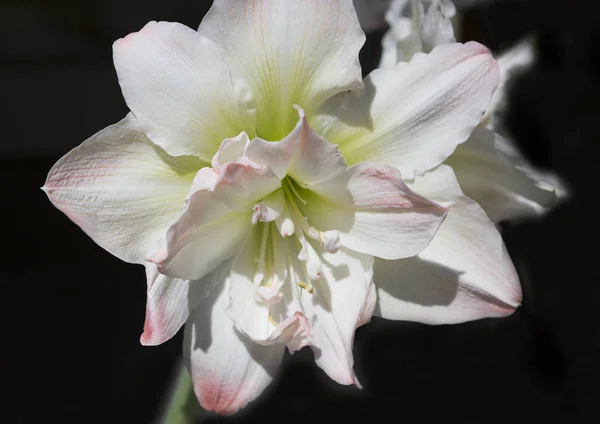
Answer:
[315,42,499,179]
[152,148,282,280]
[294,242,376,387]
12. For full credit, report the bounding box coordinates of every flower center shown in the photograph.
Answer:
[251,177,341,299]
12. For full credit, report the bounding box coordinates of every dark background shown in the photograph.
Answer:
[3,0,599,422]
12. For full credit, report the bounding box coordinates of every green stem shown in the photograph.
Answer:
[157,360,204,424]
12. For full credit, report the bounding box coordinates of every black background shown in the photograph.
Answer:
[3,0,600,422]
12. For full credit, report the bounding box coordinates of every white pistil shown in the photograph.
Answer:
[253,223,270,287]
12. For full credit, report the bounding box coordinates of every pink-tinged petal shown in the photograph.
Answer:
[151,191,247,281]
[153,145,283,280]
[141,259,231,346]
[113,21,256,160]
[316,42,500,179]
[184,278,284,415]
[198,0,365,139]
[446,126,557,223]
[294,243,376,387]
[302,163,447,260]
[42,114,203,264]
[374,165,522,324]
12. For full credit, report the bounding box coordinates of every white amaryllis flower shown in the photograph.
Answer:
[379,0,563,222]
[43,0,520,415]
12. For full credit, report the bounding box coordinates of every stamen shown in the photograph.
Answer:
[296,230,323,280]
[297,281,314,293]
[268,311,279,326]
[287,178,307,205]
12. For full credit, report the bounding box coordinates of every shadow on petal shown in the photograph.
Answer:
[316,76,376,132]
[374,257,463,308]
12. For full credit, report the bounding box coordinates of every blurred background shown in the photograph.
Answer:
[2,0,599,422]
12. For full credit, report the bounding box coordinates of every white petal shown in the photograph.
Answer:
[113,21,256,160]
[141,259,231,346]
[375,165,522,324]
[184,279,284,415]
[198,0,365,139]
[42,114,202,264]
[446,127,557,223]
[303,162,447,260]
[295,243,376,387]
[316,42,499,179]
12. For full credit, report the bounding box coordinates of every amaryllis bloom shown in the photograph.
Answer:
[379,0,563,223]
[43,0,520,415]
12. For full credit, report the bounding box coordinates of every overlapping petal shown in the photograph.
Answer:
[302,163,448,260]
[315,41,499,179]
[113,21,256,160]
[375,165,522,324]
[151,160,281,280]
[184,278,284,416]
[198,0,365,139]
[42,114,203,264]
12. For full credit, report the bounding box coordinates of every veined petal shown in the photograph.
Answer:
[302,163,448,260]
[184,279,284,416]
[446,126,557,223]
[141,259,231,346]
[198,0,365,140]
[374,165,522,324]
[315,42,499,179]
[42,114,203,264]
[113,21,256,160]
[293,242,376,387]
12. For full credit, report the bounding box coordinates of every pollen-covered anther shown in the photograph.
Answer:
[297,281,314,293]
